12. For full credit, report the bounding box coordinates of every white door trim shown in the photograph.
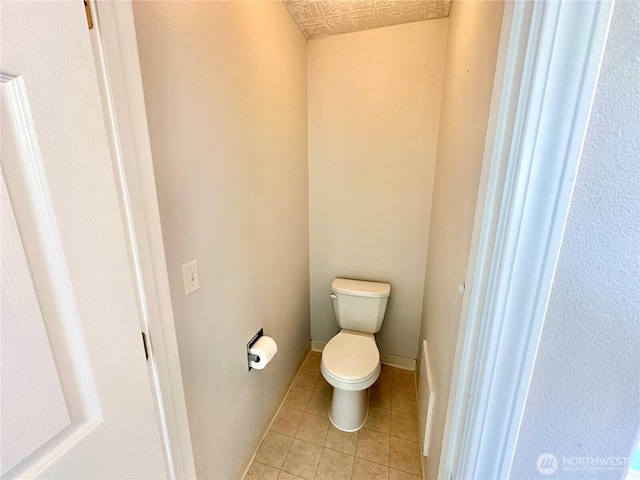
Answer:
[439,1,614,479]
[88,1,196,478]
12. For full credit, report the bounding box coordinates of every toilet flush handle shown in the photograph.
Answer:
[330,293,338,300]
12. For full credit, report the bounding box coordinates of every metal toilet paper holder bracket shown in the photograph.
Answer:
[247,328,264,371]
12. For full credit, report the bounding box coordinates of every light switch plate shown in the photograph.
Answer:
[182,259,200,296]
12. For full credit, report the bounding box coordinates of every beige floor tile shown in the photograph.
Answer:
[281,439,323,480]
[301,352,321,372]
[255,431,293,469]
[363,406,391,434]
[313,378,333,395]
[283,386,312,412]
[377,366,393,389]
[391,369,415,393]
[294,370,319,391]
[245,461,280,480]
[352,457,389,480]
[390,411,419,442]
[277,471,304,480]
[314,448,354,480]
[305,390,331,417]
[370,385,392,410]
[389,437,422,476]
[295,412,329,446]
[381,364,393,375]
[324,425,359,455]
[355,428,390,465]
[391,389,417,415]
[389,468,423,480]
[271,407,304,437]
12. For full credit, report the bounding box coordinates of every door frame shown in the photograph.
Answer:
[438,1,614,479]
[88,1,196,478]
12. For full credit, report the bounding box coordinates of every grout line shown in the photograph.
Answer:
[279,433,295,474]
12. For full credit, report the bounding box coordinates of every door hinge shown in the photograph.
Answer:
[141,331,149,361]
[84,0,94,30]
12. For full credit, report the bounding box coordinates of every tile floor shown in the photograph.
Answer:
[245,352,423,480]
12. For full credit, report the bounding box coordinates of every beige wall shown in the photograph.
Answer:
[132,2,309,479]
[308,20,448,359]
[418,2,504,477]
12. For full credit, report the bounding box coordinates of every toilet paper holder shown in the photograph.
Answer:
[247,328,264,371]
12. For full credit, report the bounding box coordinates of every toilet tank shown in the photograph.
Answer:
[331,278,391,333]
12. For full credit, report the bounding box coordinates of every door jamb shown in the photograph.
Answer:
[438,1,614,478]
[88,1,196,478]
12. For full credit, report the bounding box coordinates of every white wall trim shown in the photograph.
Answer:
[380,353,416,371]
[439,1,614,479]
[89,2,196,478]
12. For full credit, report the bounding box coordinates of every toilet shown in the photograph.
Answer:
[320,278,391,432]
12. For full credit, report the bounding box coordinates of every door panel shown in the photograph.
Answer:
[1,167,72,475]
[1,2,167,478]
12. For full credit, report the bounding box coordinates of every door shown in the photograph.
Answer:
[1,2,167,478]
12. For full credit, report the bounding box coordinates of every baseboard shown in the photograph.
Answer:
[310,340,416,371]
[418,340,434,479]
[380,353,416,371]
[232,348,310,480]
[417,374,429,480]
[421,447,428,480]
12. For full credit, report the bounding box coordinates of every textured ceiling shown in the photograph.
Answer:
[283,0,452,40]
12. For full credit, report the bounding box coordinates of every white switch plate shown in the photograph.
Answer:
[182,259,200,296]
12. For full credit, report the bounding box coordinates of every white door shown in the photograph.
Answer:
[1,1,167,478]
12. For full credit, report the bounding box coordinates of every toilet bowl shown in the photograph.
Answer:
[321,330,381,431]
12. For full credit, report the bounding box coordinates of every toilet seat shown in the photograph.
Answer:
[321,330,380,391]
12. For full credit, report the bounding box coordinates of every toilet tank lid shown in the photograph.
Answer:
[331,278,391,298]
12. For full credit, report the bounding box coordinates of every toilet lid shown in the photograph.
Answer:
[322,331,379,381]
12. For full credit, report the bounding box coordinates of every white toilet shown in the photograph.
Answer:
[320,278,391,432]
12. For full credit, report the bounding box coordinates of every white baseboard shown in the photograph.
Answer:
[418,340,435,456]
[310,340,416,371]
[381,353,416,371]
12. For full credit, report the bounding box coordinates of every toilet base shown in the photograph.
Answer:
[328,387,370,432]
